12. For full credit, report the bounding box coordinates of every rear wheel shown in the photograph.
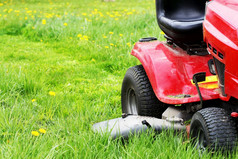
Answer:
[190,107,237,152]
[121,65,166,118]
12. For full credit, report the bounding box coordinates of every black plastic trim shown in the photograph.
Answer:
[139,37,158,42]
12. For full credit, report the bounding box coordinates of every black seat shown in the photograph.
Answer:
[156,0,207,44]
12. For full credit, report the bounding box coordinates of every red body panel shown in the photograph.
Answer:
[204,0,238,100]
[131,41,219,104]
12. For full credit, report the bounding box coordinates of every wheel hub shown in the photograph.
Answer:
[127,88,138,115]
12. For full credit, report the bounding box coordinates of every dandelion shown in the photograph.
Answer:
[115,18,119,21]
[119,34,123,37]
[91,59,96,62]
[86,18,92,22]
[64,22,68,26]
[109,32,114,35]
[31,99,36,102]
[131,33,134,35]
[103,35,107,39]
[49,91,56,96]
[25,17,27,20]
[42,19,46,25]
[8,9,13,13]
[82,13,87,16]
[110,43,114,46]
[126,42,131,47]
[105,46,109,49]
[77,34,82,37]
[0,3,3,6]
[39,128,46,134]
[31,131,39,136]
[160,31,165,35]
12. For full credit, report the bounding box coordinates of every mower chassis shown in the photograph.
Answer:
[131,41,219,105]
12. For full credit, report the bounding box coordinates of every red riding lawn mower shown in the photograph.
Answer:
[93,0,238,152]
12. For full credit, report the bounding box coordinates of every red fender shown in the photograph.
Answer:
[131,41,219,104]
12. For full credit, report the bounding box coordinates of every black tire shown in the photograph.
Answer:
[190,107,237,152]
[121,65,166,118]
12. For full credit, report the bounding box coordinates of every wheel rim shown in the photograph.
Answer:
[196,128,208,152]
[127,88,138,115]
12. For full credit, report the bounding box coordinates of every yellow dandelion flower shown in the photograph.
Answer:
[91,59,96,62]
[0,3,3,6]
[105,46,109,49]
[39,128,46,134]
[83,35,89,39]
[31,131,39,136]
[77,34,82,37]
[49,91,56,96]
[115,18,119,21]
[31,99,36,102]
[64,23,68,26]
[82,13,87,16]
[8,9,13,13]
[119,34,123,37]
[110,43,114,46]
[131,33,134,35]
[160,31,165,35]
[103,35,107,39]
[25,17,27,20]
[42,19,46,25]
[109,32,114,35]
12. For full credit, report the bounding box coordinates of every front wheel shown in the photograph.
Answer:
[190,107,237,152]
[121,65,166,118]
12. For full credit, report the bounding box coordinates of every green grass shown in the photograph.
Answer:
[0,0,237,158]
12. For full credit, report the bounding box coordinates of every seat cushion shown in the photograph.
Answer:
[158,16,203,43]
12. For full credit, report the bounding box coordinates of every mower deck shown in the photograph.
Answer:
[92,115,186,139]
[131,41,219,105]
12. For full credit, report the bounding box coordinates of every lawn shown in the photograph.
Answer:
[0,0,236,158]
